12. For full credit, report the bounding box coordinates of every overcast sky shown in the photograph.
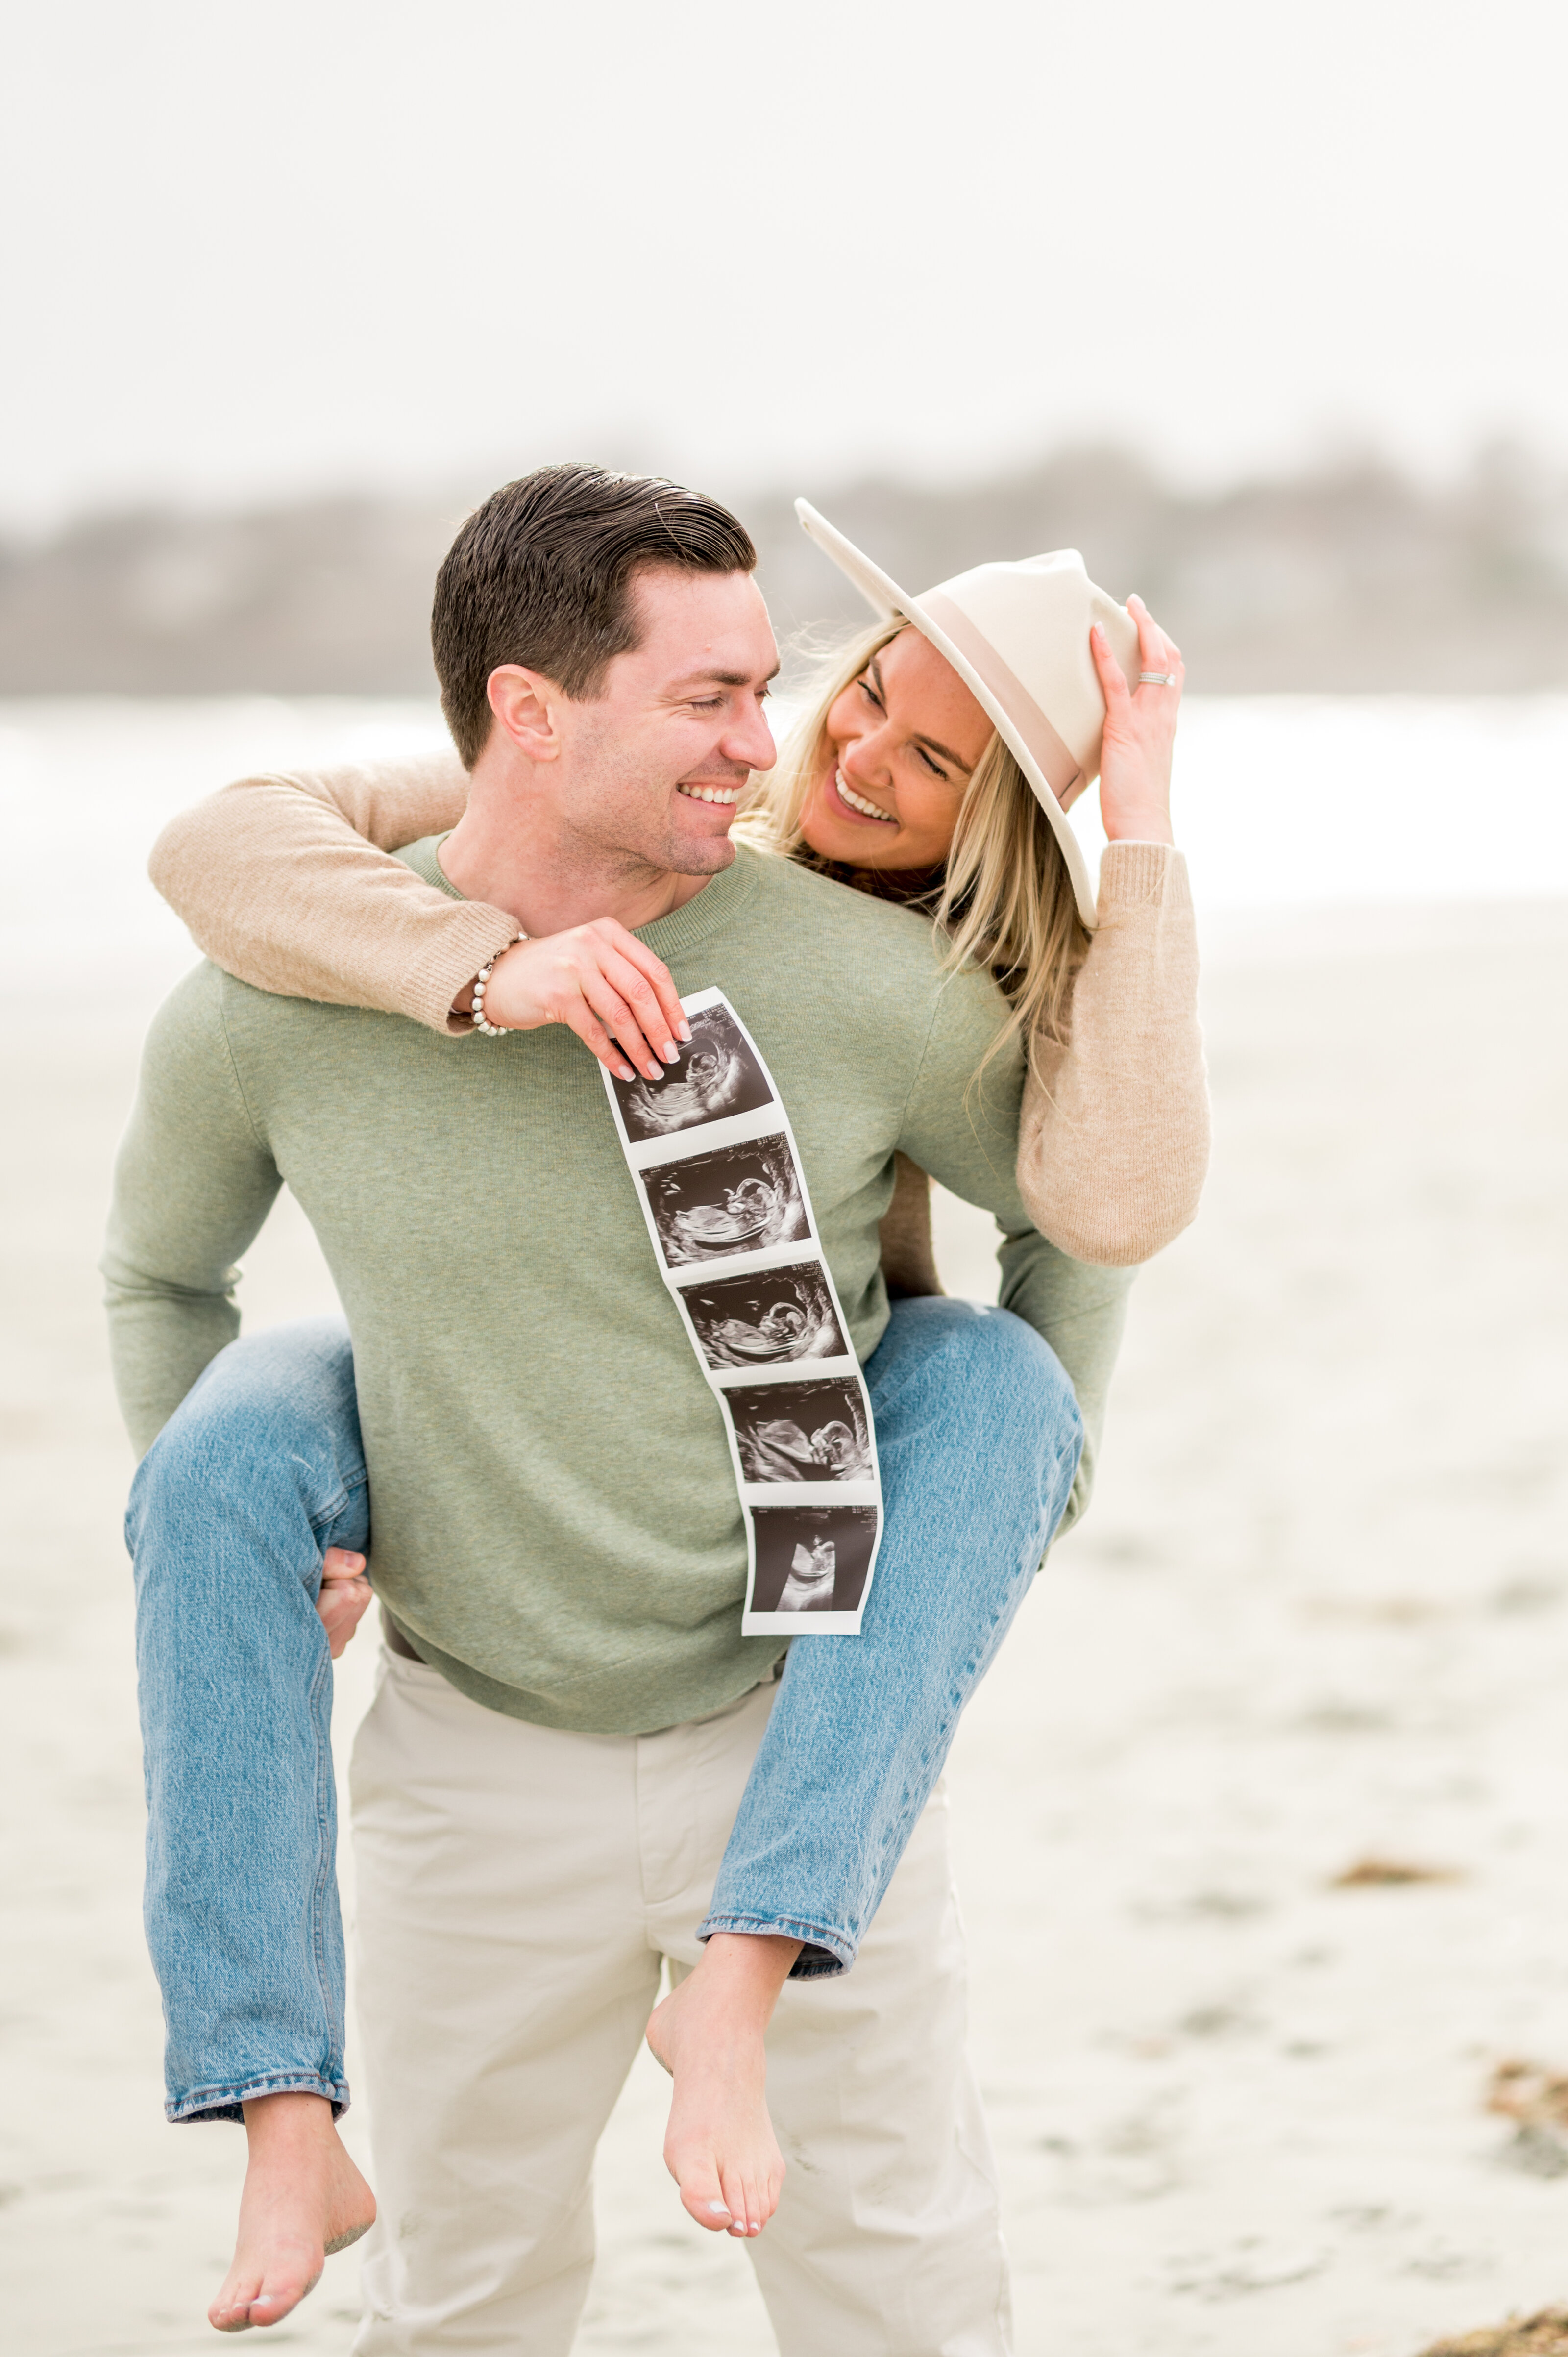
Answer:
[3,0,1564,527]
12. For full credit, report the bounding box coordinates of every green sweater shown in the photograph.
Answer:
[104,839,1132,1734]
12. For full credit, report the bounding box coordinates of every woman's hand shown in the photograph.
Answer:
[459,923,691,1083]
[317,1548,374,1660]
[1089,594,1184,845]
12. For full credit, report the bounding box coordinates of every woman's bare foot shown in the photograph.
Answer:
[208,2092,375,2333]
[645,1932,800,2238]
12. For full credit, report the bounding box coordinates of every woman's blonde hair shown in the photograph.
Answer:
[739,620,1089,1084]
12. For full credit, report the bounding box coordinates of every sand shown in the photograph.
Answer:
[1,897,1566,2356]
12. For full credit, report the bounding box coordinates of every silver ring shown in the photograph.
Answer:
[1138,670,1176,686]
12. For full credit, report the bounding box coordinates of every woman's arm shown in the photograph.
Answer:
[148,754,518,1033]
[1014,594,1210,1265]
[1017,841,1209,1267]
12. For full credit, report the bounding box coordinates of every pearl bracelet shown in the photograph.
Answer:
[470,936,526,1037]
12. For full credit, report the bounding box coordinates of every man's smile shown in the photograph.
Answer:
[676,782,742,806]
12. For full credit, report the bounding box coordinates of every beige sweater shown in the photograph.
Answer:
[148,755,1209,1273]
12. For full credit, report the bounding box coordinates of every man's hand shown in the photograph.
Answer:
[456,923,690,1084]
[317,1549,373,1659]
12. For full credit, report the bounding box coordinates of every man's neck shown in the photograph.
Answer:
[438,768,719,937]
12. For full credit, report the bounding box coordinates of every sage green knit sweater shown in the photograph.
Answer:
[105,839,1131,1735]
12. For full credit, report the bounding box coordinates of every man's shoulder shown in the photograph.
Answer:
[144,957,228,1052]
[150,957,406,1067]
[743,849,949,969]
[742,849,1012,1029]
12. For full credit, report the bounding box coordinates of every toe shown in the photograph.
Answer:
[670,2152,732,2233]
[689,2190,734,2233]
[717,2161,751,2237]
[246,2261,322,2326]
[209,2274,261,2332]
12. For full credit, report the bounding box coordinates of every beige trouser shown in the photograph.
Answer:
[347,1647,1011,2356]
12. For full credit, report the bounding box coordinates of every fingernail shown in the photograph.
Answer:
[617,1064,636,1081]
[644,1062,662,1081]
[678,1021,692,1041]
[660,1041,678,1062]
[707,2199,730,2215]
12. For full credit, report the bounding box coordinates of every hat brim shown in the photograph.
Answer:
[794,499,1098,930]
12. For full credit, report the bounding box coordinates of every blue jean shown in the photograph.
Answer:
[127,1298,1081,2123]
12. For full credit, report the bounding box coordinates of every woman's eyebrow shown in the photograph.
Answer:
[913,732,973,773]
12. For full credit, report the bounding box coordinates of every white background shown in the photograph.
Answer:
[3,0,1566,526]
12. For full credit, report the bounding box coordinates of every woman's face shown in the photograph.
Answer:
[800,626,995,871]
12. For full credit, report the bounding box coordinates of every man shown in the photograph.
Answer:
[106,466,1127,2350]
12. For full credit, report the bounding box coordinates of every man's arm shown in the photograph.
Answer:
[147,754,516,1036]
[994,1231,1131,1534]
[102,966,285,1457]
[896,967,1137,1533]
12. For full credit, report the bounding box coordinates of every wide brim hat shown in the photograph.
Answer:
[795,499,1140,929]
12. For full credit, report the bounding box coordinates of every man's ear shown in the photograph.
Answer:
[486,665,563,762]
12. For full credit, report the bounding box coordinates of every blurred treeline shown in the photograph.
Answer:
[3,443,1566,696]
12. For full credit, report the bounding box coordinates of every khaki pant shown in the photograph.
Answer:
[348,1648,1011,2355]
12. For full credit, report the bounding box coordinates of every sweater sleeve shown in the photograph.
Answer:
[1016,841,1210,1268]
[100,965,286,1457]
[147,753,520,1035]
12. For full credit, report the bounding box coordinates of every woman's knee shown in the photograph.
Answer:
[128,1318,362,1549]
[883,1296,1079,1432]
[872,1301,1084,1499]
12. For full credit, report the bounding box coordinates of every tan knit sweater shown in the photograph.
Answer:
[148,755,1209,1274]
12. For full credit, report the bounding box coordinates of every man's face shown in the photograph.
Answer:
[549,566,779,878]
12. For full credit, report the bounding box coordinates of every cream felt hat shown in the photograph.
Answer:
[795,498,1140,929]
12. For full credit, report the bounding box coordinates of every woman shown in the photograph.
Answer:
[133,499,1204,2326]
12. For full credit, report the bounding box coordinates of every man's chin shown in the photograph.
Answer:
[665,826,739,879]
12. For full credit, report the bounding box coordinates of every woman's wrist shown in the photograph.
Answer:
[452,936,531,1024]
[1102,813,1176,847]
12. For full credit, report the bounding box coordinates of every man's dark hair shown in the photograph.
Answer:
[432,463,758,768]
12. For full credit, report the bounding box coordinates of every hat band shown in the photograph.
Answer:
[917,590,1083,808]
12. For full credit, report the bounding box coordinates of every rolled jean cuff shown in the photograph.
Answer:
[166,2069,351,2127]
[696,1911,854,1980]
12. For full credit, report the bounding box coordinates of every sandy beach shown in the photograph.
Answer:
[2,792,1565,2350]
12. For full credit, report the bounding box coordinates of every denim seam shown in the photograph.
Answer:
[168,2068,350,2123]
[855,1479,1068,1949]
[304,1629,346,2091]
[697,1912,855,1974]
[307,1464,369,1547]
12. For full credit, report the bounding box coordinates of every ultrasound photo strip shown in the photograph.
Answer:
[721,1375,876,1490]
[600,986,882,1636]
[639,1132,812,1271]
[604,994,779,1147]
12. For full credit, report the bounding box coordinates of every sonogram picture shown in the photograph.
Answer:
[601,986,882,1634]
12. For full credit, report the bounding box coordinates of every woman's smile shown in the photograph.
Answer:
[829,769,897,825]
